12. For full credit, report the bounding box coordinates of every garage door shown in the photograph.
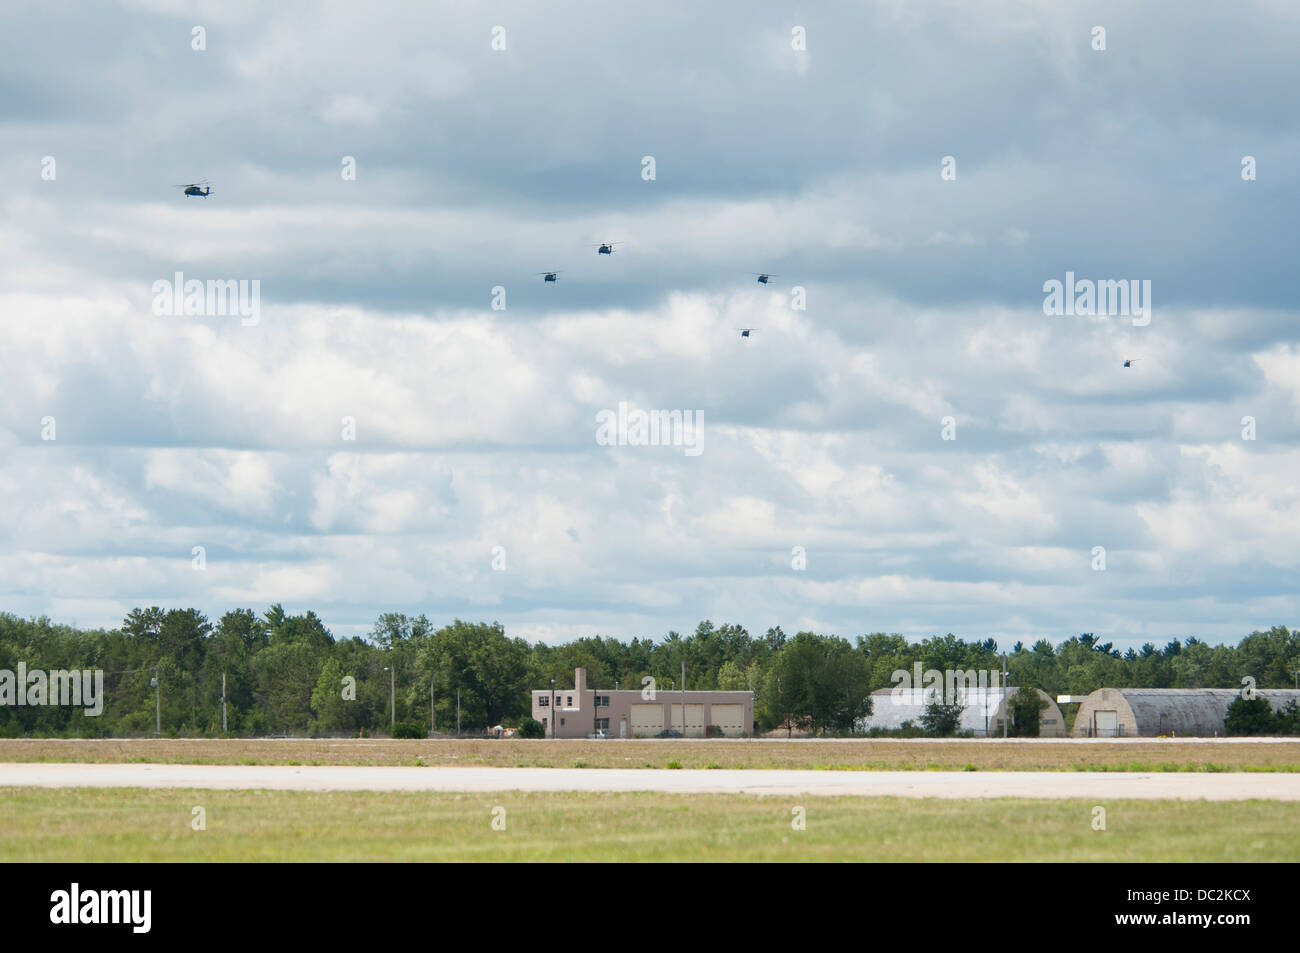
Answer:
[1094,710,1118,738]
[671,704,705,737]
[630,704,664,737]
[710,703,745,737]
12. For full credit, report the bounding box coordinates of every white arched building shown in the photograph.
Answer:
[857,687,1066,737]
[1071,687,1300,737]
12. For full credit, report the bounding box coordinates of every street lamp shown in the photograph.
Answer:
[550,677,556,739]
[1001,655,1009,740]
[383,665,395,728]
[149,669,160,738]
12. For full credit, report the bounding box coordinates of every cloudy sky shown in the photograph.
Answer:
[2,1,1298,648]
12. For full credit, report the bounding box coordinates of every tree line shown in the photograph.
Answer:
[0,607,1297,737]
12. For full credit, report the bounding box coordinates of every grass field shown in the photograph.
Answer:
[2,737,1299,772]
[1,786,1296,861]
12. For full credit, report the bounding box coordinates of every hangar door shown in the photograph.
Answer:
[1094,710,1118,738]
[710,703,745,737]
[671,704,705,737]
[630,704,664,737]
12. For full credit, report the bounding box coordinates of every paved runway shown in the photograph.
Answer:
[3,763,1300,800]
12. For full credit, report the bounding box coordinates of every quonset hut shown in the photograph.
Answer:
[857,687,1066,737]
[1071,687,1300,737]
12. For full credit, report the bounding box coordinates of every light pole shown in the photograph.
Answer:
[1001,655,1009,740]
[150,668,160,738]
[550,677,555,738]
[221,671,227,735]
[383,665,395,728]
[430,676,435,738]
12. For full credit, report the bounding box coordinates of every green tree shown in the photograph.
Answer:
[1224,695,1276,736]
[310,658,350,734]
[1008,686,1047,737]
[516,717,545,739]
[919,692,964,737]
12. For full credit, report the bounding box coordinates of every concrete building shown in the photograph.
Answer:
[531,667,754,738]
[1071,687,1300,737]
[856,687,1067,737]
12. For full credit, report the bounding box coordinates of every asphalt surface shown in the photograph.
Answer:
[3,763,1299,799]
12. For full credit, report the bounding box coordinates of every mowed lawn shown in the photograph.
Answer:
[1,787,1298,861]
[2,738,1299,772]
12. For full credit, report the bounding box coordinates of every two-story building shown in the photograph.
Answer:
[531,667,754,738]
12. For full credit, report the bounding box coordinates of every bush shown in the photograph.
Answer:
[1275,699,1300,735]
[390,722,424,739]
[1008,686,1048,737]
[516,717,546,739]
[919,698,965,737]
[1225,696,1276,736]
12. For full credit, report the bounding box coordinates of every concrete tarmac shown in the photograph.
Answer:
[3,762,1300,800]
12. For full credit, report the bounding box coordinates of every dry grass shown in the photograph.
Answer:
[1,737,1298,771]
[1,786,1296,861]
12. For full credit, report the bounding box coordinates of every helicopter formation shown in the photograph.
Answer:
[168,188,774,337]
[529,239,775,337]
[169,180,1139,351]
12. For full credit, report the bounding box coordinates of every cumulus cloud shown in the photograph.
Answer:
[2,1,1298,646]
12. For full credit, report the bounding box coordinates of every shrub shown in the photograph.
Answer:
[1275,699,1300,735]
[390,722,424,739]
[1009,686,1047,737]
[516,717,546,739]
[919,697,965,737]
[1225,696,1276,736]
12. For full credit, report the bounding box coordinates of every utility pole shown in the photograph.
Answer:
[681,659,686,737]
[550,677,555,738]
[430,676,435,738]
[456,689,461,737]
[151,668,160,738]
[221,671,227,734]
[1001,655,1009,740]
[383,665,395,728]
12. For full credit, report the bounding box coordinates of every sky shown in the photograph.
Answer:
[1,1,1298,649]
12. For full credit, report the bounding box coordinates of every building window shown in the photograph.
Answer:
[566,696,573,707]
[595,695,609,707]
[560,718,565,726]
[538,696,549,706]
[596,718,609,730]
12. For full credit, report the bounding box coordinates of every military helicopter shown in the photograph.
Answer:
[738,328,756,338]
[173,178,213,198]
[1122,358,1139,368]
[536,271,562,283]
[593,241,622,255]
[754,273,778,284]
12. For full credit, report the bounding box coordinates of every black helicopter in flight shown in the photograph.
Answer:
[1123,358,1139,368]
[594,241,622,255]
[738,328,756,338]
[754,273,777,284]
[537,271,561,283]
[173,179,213,198]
